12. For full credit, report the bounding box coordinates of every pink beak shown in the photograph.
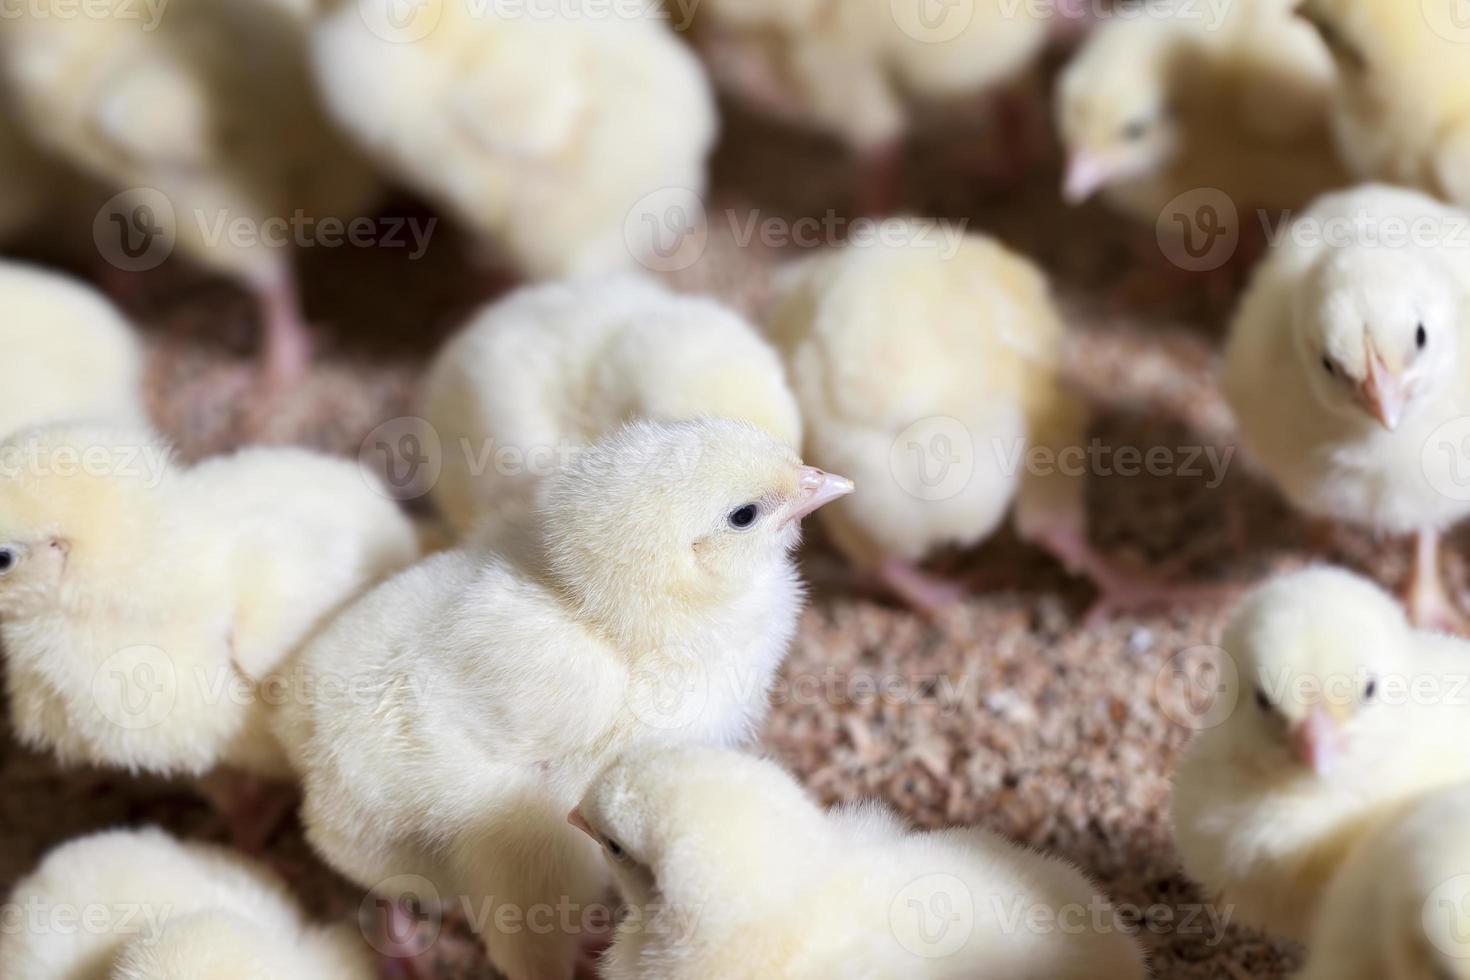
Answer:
[787,466,854,524]
[1063,153,1113,204]
[1290,706,1340,776]
[1359,352,1406,431]
[567,807,595,839]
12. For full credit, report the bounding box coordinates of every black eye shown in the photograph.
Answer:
[605,838,625,859]
[1254,685,1271,712]
[1364,678,1376,701]
[1322,356,1336,377]
[728,504,759,530]
[1417,324,1427,350]
[1122,119,1150,141]
[0,549,14,574]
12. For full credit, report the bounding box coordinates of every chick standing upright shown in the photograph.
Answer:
[311,0,716,279]
[1223,184,1470,629]
[1171,567,1470,942]
[1298,0,1470,208]
[421,275,802,537]
[276,418,852,980]
[573,743,1149,980]
[0,423,419,842]
[0,0,381,391]
[0,260,147,440]
[0,828,375,980]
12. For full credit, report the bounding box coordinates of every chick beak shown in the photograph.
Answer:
[1359,353,1406,431]
[1063,153,1112,204]
[1289,706,1341,776]
[567,807,595,840]
[787,467,855,524]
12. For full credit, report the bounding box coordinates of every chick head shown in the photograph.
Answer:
[1056,18,1184,204]
[1294,244,1464,431]
[1217,567,1412,778]
[571,743,827,916]
[541,418,852,616]
[0,423,175,617]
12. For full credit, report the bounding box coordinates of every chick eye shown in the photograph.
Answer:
[1254,685,1272,712]
[1322,356,1337,377]
[1122,119,1150,141]
[0,548,15,574]
[727,504,759,530]
[1417,324,1427,350]
[605,838,626,860]
[1364,678,1377,701]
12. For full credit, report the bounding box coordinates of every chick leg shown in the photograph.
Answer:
[252,265,313,396]
[871,557,968,617]
[1404,529,1469,633]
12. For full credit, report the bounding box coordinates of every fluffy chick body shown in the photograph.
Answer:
[0,423,418,781]
[0,827,374,980]
[276,418,847,980]
[312,0,715,278]
[577,744,1148,980]
[421,275,802,536]
[1171,567,1470,941]
[0,261,147,440]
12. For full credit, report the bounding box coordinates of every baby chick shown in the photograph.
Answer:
[1224,184,1470,629]
[421,275,802,537]
[0,0,381,392]
[770,218,1202,616]
[0,827,375,979]
[1295,783,1470,980]
[0,260,147,440]
[1171,566,1470,942]
[0,422,418,843]
[275,418,851,980]
[311,0,715,280]
[690,0,1056,209]
[573,743,1149,980]
[1057,0,1347,220]
[1298,0,1470,208]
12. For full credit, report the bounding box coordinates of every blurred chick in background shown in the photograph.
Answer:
[770,219,1208,616]
[0,0,381,394]
[0,261,147,440]
[686,0,1065,210]
[0,827,375,980]
[1295,783,1470,980]
[1171,567,1470,942]
[574,743,1149,980]
[1298,0,1470,209]
[1224,184,1470,630]
[276,419,851,980]
[311,0,716,280]
[1057,0,1347,219]
[421,275,802,538]
[0,422,418,846]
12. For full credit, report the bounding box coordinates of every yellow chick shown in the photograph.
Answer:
[0,827,375,980]
[1298,0,1470,208]
[573,743,1149,980]
[690,0,1056,207]
[770,218,1193,615]
[1296,783,1470,980]
[0,422,418,843]
[1224,184,1470,629]
[1056,0,1348,219]
[1171,566,1470,942]
[0,0,381,391]
[275,418,852,980]
[421,275,802,537]
[0,260,147,440]
[311,0,715,280]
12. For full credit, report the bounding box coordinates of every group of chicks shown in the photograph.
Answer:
[0,0,1469,977]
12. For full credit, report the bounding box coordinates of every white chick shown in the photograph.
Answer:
[690,0,1057,208]
[421,275,802,537]
[0,260,147,440]
[275,418,852,980]
[1295,783,1470,980]
[0,827,375,980]
[311,0,715,280]
[1171,566,1470,942]
[0,422,418,843]
[770,217,1199,616]
[1056,0,1348,219]
[1297,0,1470,208]
[572,743,1149,980]
[1223,183,1470,629]
[0,0,381,391]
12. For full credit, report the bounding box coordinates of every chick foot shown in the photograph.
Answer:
[1404,529,1470,634]
[869,557,968,617]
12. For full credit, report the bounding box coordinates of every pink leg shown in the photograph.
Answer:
[253,268,313,395]
[871,557,967,617]
[1404,529,1468,633]
[855,139,904,216]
